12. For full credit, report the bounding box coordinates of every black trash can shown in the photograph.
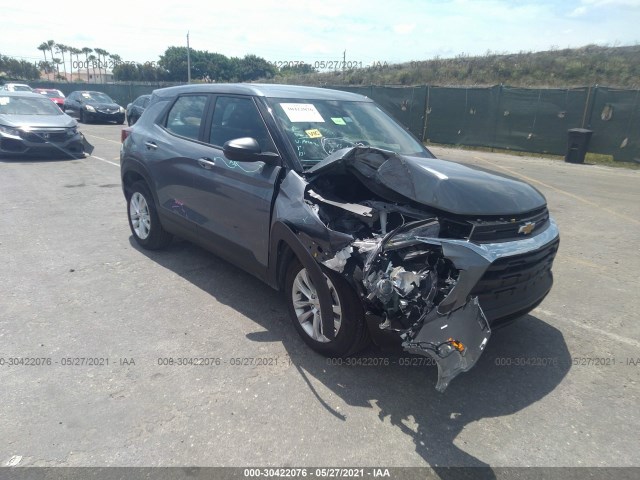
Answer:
[565,128,593,164]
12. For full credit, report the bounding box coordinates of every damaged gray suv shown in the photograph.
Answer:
[120,84,559,391]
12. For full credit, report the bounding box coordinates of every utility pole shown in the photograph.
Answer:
[343,50,346,80]
[187,31,191,84]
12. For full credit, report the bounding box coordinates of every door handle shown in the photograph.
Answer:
[144,141,158,150]
[198,157,216,169]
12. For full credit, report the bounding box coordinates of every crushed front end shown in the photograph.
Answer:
[277,147,560,391]
[354,220,494,392]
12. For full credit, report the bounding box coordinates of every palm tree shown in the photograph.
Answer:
[55,44,69,81]
[94,48,109,82]
[87,54,97,83]
[67,46,75,81]
[37,42,50,80]
[46,40,56,70]
[81,47,93,82]
[102,50,110,81]
[52,58,63,79]
[69,47,82,81]
[93,48,103,82]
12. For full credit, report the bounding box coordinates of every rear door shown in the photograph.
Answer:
[142,93,212,236]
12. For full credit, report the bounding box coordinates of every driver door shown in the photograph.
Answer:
[191,95,282,279]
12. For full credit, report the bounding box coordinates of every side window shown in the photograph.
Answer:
[165,95,208,141]
[209,96,275,152]
[142,97,150,108]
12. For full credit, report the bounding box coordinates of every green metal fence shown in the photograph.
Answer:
[329,84,640,162]
[26,81,640,162]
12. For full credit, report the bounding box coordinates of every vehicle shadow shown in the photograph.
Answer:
[0,153,85,163]
[132,238,570,474]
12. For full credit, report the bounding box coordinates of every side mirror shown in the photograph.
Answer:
[223,137,280,165]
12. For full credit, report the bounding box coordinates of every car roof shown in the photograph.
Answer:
[152,83,371,102]
[0,91,46,98]
[4,83,31,87]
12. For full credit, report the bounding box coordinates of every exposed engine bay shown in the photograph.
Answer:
[290,147,503,391]
[271,146,557,391]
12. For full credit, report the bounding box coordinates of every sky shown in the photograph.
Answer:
[1,0,639,69]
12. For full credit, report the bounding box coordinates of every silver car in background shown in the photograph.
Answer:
[0,91,86,158]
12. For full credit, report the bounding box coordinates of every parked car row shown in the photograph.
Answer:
[1,83,150,127]
[0,82,149,157]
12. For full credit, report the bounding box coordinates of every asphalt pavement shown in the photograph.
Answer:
[0,124,638,468]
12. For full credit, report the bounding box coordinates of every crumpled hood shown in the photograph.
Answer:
[307,147,547,216]
[0,113,77,129]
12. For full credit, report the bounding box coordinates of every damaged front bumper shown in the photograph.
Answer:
[348,218,559,392]
[273,152,559,392]
[404,298,489,392]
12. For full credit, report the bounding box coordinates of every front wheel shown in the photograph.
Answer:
[126,181,172,250]
[285,261,369,357]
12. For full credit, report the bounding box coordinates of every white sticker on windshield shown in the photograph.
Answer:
[82,93,91,98]
[280,103,325,123]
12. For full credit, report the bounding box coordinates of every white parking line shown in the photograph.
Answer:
[83,133,122,145]
[90,155,119,167]
[536,308,640,348]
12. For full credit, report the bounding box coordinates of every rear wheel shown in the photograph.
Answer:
[79,110,86,123]
[126,181,172,250]
[285,260,369,357]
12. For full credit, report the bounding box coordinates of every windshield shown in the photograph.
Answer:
[82,92,114,103]
[12,85,33,92]
[265,97,432,167]
[0,96,63,115]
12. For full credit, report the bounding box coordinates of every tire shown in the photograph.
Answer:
[285,260,369,357]
[127,116,132,127]
[79,110,86,123]
[126,181,172,250]
[117,118,125,125]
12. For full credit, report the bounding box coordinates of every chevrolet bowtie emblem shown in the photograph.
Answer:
[518,221,536,235]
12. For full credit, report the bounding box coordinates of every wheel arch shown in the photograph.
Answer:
[121,161,156,203]
[268,221,337,340]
